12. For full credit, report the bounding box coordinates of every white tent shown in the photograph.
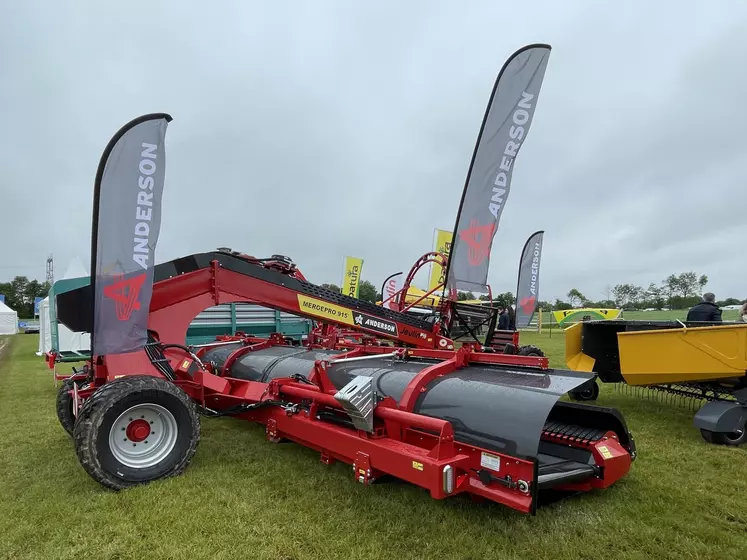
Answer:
[37,297,52,355]
[37,256,91,357]
[0,301,18,335]
[61,257,88,282]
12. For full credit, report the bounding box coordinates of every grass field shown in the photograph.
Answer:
[534,308,742,329]
[1,333,747,560]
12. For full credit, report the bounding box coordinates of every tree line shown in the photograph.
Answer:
[549,271,744,312]
[337,271,745,313]
[0,276,51,318]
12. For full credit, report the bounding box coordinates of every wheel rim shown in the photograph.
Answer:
[724,427,745,443]
[108,404,178,469]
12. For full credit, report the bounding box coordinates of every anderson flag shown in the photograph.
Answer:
[341,256,364,299]
[445,44,551,292]
[428,229,453,291]
[515,230,544,329]
[91,113,171,355]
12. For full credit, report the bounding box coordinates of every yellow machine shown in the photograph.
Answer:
[564,319,747,447]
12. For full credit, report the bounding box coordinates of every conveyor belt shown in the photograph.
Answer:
[57,251,435,334]
[162,252,434,331]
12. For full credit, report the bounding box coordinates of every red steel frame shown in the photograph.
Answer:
[65,257,631,515]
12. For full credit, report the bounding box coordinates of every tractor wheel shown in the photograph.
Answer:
[569,379,600,402]
[700,424,747,447]
[73,376,200,490]
[56,377,79,436]
[518,345,545,357]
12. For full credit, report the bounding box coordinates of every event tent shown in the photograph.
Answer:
[0,300,18,335]
[37,257,91,357]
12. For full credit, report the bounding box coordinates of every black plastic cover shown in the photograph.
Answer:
[220,348,594,460]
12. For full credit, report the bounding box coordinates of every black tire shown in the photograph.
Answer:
[502,343,518,355]
[700,425,747,447]
[569,379,600,401]
[73,376,200,490]
[518,345,545,357]
[56,377,78,436]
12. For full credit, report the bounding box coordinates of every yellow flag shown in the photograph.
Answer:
[341,256,364,298]
[428,229,453,291]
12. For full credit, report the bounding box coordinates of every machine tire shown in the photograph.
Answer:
[56,377,80,436]
[73,376,200,490]
[700,426,747,447]
[518,345,545,357]
[569,379,600,402]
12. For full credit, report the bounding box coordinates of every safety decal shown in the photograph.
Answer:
[480,452,501,472]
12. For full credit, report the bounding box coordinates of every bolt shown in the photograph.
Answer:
[145,441,148,444]
[123,438,127,442]
[141,415,145,419]
[132,443,136,447]
[129,417,133,421]
[121,427,125,431]
[150,421,154,424]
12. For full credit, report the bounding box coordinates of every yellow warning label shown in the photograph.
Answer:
[181,359,191,370]
[358,469,365,475]
[598,445,613,459]
[412,461,424,471]
[297,295,354,325]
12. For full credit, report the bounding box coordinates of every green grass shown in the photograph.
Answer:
[1,334,747,560]
[538,308,741,327]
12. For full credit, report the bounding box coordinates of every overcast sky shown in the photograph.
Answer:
[2,1,746,303]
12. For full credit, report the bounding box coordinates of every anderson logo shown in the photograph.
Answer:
[488,91,536,219]
[133,143,160,270]
[529,242,540,294]
[519,295,536,315]
[353,312,398,337]
[103,273,146,321]
[459,219,496,266]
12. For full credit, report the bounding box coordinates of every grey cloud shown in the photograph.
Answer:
[1,0,746,305]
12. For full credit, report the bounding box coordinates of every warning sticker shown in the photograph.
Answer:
[598,445,613,459]
[480,452,501,472]
[297,295,354,325]
[412,461,424,471]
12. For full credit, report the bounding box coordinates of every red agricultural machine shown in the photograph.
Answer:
[54,44,637,515]
[55,249,636,515]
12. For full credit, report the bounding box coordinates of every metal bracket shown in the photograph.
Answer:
[354,451,373,485]
[266,419,281,443]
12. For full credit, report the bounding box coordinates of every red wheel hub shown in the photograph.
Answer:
[126,419,151,442]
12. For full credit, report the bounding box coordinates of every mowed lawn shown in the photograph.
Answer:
[1,334,747,560]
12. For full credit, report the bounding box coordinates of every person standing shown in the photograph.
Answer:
[686,293,723,323]
[496,306,510,330]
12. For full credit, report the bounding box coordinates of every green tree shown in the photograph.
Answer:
[0,276,49,317]
[457,291,476,301]
[645,283,666,310]
[612,284,643,309]
[553,298,573,311]
[320,283,340,292]
[567,288,587,308]
[677,272,699,298]
[357,280,378,303]
[494,292,515,308]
